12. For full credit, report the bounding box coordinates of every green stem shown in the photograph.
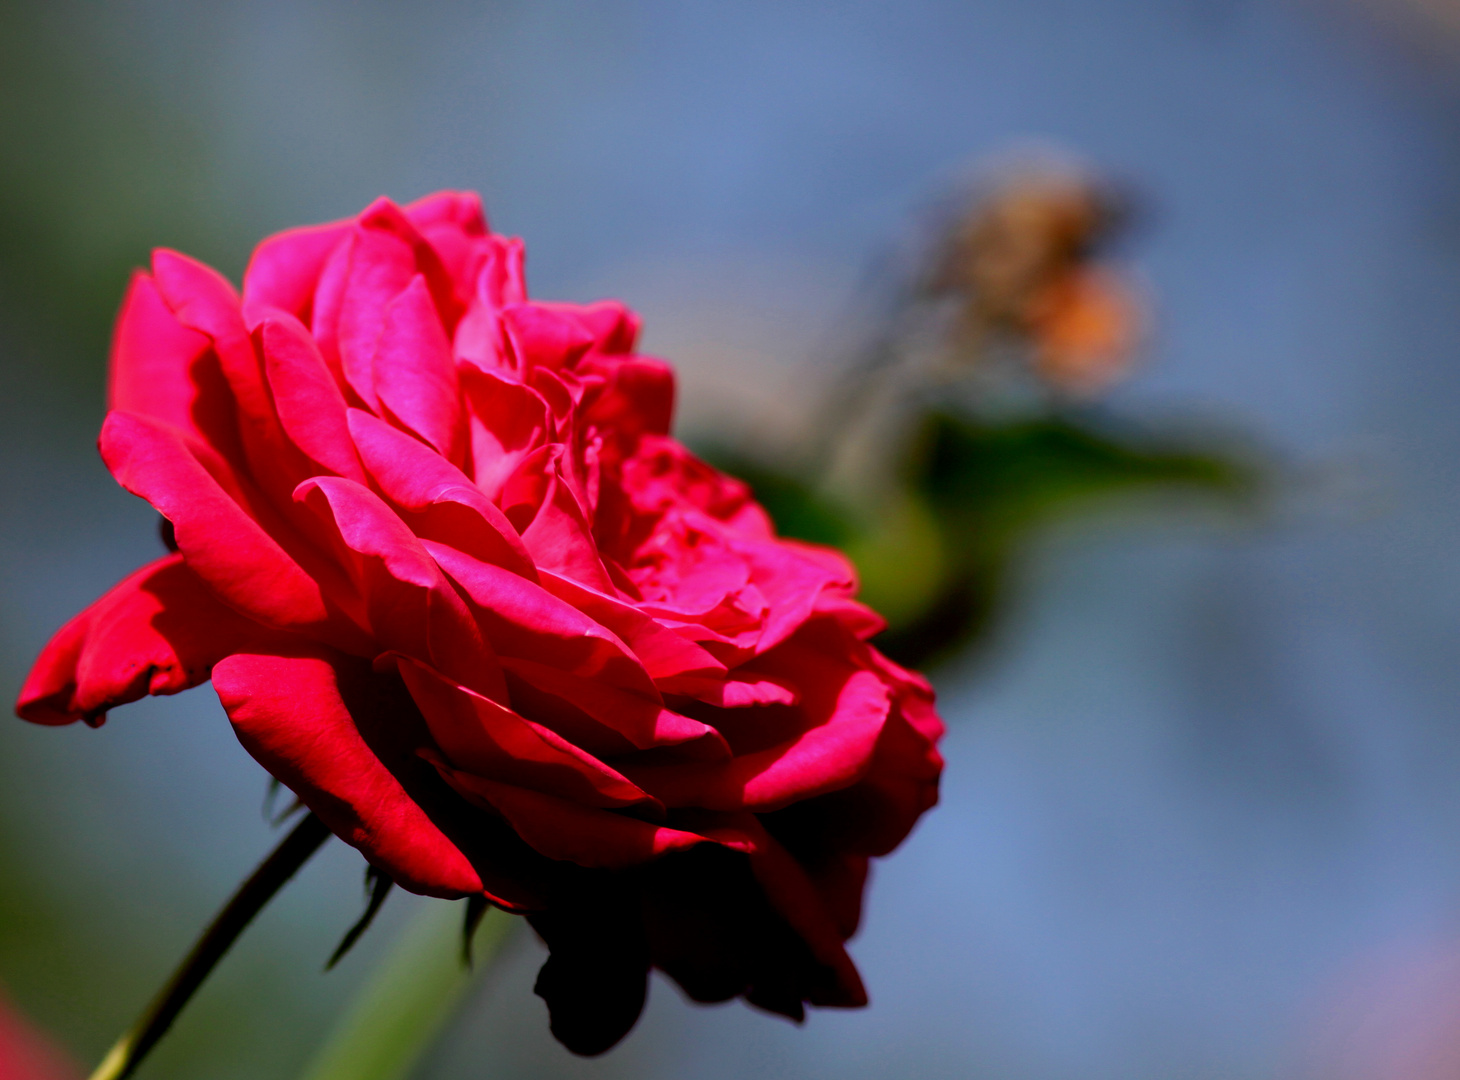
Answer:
[297,899,516,1080]
[89,812,332,1080]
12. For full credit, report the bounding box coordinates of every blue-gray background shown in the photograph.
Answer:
[3,2,1460,1077]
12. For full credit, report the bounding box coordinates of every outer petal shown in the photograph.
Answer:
[16,554,277,725]
[548,299,640,356]
[454,237,526,372]
[153,248,323,506]
[242,219,352,323]
[151,249,266,424]
[404,190,489,302]
[99,411,357,641]
[215,647,489,900]
[630,671,888,811]
[108,270,237,455]
[502,655,724,756]
[404,190,488,234]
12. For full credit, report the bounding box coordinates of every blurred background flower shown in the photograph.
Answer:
[6,2,1460,1078]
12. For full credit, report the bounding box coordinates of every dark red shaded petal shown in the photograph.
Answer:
[638,837,862,1019]
[529,887,649,1057]
[15,554,277,726]
[791,709,943,860]
[432,773,709,869]
[395,655,656,811]
[732,815,866,1007]
[215,647,487,899]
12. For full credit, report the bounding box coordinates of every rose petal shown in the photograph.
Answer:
[216,647,500,901]
[395,654,656,810]
[314,199,461,408]
[459,367,550,501]
[623,636,891,811]
[501,303,595,373]
[536,570,726,684]
[732,815,867,1007]
[150,249,267,424]
[347,407,535,578]
[404,191,490,303]
[100,411,362,643]
[293,475,504,700]
[242,219,352,323]
[257,314,368,484]
[454,237,526,372]
[547,299,640,356]
[15,554,276,725]
[500,654,725,756]
[501,447,614,592]
[425,542,656,696]
[372,274,465,462]
[431,772,708,870]
[108,270,238,458]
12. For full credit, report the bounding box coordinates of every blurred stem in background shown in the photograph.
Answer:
[298,902,514,1080]
[78,804,516,1080]
[704,155,1261,672]
[88,814,331,1080]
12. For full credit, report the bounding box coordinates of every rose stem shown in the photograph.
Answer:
[89,812,332,1080]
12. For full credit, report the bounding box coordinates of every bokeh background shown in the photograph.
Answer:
[5,1,1460,1077]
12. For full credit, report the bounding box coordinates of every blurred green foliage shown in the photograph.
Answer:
[0,1,246,401]
[705,408,1259,672]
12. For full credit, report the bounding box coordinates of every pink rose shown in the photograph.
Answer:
[16,193,943,1053]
